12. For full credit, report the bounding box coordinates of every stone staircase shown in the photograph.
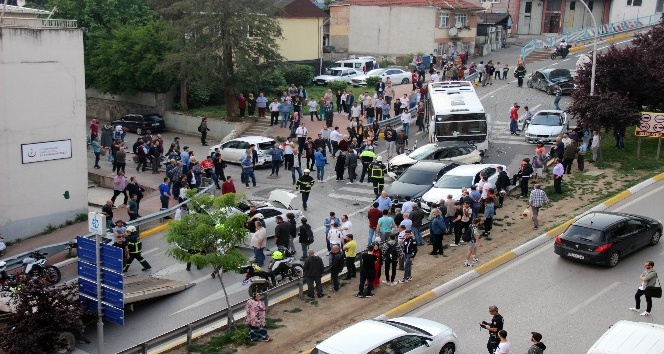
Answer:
[240,118,272,137]
[525,50,553,64]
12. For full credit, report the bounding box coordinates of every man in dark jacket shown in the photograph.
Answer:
[410,205,426,246]
[494,166,510,208]
[274,216,291,249]
[429,208,447,256]
[519,158,534,198]
[298,218,313,261]
[303,249,324,298]
[357,246,377,298]
[345,149,359,184]
[399,231,417,283]
[527,332,547,354]
[329,245,345,292]
[563,140,577,174]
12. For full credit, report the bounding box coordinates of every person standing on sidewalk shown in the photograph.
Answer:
[256,92,268,119]
[298,217,313,261]
[342,234,357,279]
[303,249,325,298]
[383,125,396,159]
[91,136,102,169]
[629,260,659,316]
[552,158,564,194]
[346,149,358,184]
[268,143,283,177]
[111,171,128,207]
[198,118,210,146]
[269,98,280,126]
[329,245,345,292]
[528,184,549,230]
[398,230,417,283]
[429,208,447,256]
[410,205,425,246]
[590,130,601,163]
[577,139,587,172]
[159,177,171,211]
[357,245,377,298]
[400,109,412,136]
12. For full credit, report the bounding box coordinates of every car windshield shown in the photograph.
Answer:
[408,145,439,160]
[366,69,386,76]
[434,174,474,189]
[564,225,604,243]
[548,69,572,82]
[531,115,561,126]
[325,69,344,76]
[309,349,330,354]
[397,168,438,185]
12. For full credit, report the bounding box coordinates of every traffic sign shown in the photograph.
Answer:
[82,295,124,326]
[77,236,124,274]
[88,212,106,235]
[78,261,124,290]
[79,277,124,309]
[77,236,97,264]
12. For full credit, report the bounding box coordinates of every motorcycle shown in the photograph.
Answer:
[243,248,303,297]
[551,45,572,60]
[21,251,61,285]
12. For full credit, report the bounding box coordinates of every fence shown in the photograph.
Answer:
[0,17,78,29]
[520,14,660,60]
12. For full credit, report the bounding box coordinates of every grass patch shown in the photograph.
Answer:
[594,127,664,175]
[185,105,228,119]
[187,318,283,353]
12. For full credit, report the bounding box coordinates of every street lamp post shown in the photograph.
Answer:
[578,0,597,96]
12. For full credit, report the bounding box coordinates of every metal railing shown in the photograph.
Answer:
[1,185,215,272]
[520,14,659,60]
[0,17,78,29]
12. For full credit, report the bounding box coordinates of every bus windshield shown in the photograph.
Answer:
[435,119,487,137]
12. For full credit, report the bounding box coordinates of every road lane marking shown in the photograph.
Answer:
[339,186,376,194]
[143,247,160,255]
[326,194,376,204]
[613,184,664,212]
[169,281,246,316]
[567,281,620,315]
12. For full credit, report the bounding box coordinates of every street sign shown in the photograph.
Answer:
[635,112,664,138]
[78,261,124,290]
[82,295,124,326]
[88,212,106,235]
[77,236,124,274]
[77,236,97,264]
[79,277,124,309]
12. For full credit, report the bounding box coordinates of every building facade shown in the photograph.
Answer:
[608,0,664,23]
[276,0,328,62]
[0,6,88,241]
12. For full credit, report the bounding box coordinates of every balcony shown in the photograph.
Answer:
[0,17,77,29]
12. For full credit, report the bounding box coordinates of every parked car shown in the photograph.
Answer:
[310,317,457,354]
[384,161,460,211]
[420,164,505,210]
[313,67,362,86]
[208,136,274,166]
[527,68,574,95]
[112,113,166,135]
[388,142,482,178]
[351,68,411,87]
[587,320,664,354]
[554,211,662,267]
[334,57,376,72]
[523,110,568,144]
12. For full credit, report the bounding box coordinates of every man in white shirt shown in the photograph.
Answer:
[431,71,440,83]
[401,196,414,214]
[400,110,412,136]
[327,222,344,260]
[269,98,281,126]
[307,98,318,122]
[283,139,295,170]
[340,214,353,238]
[295,123,308,156]
[329,127,343,157]
[350,102,362,122]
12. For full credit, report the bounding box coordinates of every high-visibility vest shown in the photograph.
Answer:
[127,237,142,254]
[370,162,385,179]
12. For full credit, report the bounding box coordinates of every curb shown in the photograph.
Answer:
[568,32,636,53]
[373,171,664,322]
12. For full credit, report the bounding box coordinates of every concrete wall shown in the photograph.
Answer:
[609,0,662,23]
[0,27,88,241]
[163,112,242,142]
[86,87,175,122]
[563,0,607,31]
[329,5,350,52]
[278,17,324,61]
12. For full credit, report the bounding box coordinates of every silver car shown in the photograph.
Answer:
[351,68,411,87]
[523,110,568,144]
[313,67,362,85]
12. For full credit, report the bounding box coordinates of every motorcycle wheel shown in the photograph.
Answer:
[55,331,75,353]
[550,53,557,60]
[248,283,269,298]
[289,264,304,280]
[44,265,62,284]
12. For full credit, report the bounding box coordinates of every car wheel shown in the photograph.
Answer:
[401,78,409,84]
[650,231,661,246]
[439,343,455,354]
[608,251,620,268]
[136,127,143,135]
[546,87,553,95]
[527,80,533,88]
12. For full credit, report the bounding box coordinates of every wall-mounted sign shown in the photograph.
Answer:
[635,112,664,138]
[21,139,73,164]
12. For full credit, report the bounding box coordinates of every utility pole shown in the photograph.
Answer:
[578,0,597,96]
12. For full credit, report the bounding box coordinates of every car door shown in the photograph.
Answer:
[220,141,239,161]
[607,221,634,255]
[259,208,281,237]
[625,219,650,249]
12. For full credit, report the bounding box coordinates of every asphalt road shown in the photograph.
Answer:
[76,39,637,353]
[406,179,664,354]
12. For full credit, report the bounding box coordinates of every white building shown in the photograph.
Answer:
[608,0,664,23]
[0,6,87,241]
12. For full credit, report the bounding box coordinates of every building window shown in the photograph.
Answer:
[455,13,468,27]
[657,0,664,12]
[627,0,642,6]
[439,12,449,28]
[588,0,594,10]
[570,1,575,10]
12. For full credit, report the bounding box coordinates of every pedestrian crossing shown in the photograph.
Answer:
[327,182,377,204]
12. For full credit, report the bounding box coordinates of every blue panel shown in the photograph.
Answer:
[79,278,124,309]
[100,243,124,273]
[77,236,97,264]
[78,262,124,290]
[82,295,124,326]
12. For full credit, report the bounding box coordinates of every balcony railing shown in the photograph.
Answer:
[0,17,77,29]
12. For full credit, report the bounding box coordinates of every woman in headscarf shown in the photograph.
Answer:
[245,292,272,342]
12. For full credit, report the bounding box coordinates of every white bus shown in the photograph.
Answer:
[426,81,488,152]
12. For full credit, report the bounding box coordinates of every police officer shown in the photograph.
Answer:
[369,156,387,196]
[296,169,316,211]
[359,147,376,183]
[480,305,504,354]
[124,226,152,272]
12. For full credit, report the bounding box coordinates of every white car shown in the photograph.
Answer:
[351,68,411,87]
[313,67,362,85]
[420,164,505,210]
[523,110,568,144]
[387,142,482,179]
[209,136,274,166]
[311,317,457,354]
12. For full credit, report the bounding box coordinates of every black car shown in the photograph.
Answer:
[527,68,574,95]
[112,113,166,135]
[554,212,662,267]
[384,161,460,210]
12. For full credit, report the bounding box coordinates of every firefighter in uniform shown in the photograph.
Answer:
[124,225,152,272]
[296,169,316,211]
[359,147,376,183]
[369,156,387,196]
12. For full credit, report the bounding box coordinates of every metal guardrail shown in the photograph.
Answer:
[361,106,416,130]
[520,14,658,60]
[0,17,78,29]
[1,185,216,272]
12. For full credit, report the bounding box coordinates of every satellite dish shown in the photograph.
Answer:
[17,0,26,7]
[455,21,463,29]
[482,2,492,11]
[449,27,458,36]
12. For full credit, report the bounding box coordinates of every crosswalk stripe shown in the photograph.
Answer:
[339,186,376,194]
[327,193,376,204]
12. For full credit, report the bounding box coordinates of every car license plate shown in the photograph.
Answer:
[567,252,584,260]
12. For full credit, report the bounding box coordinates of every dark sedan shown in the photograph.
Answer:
[554,212,662,267]
[384,161,460,210]
[112,113,166,135]
[527,68,574,95]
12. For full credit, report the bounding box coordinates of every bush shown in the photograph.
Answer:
[187,81,211,108]
[365,76,382,88]
[282,65,314,87]
[258,69,287,97]
[379,59,395,68]
[328,80,348,92]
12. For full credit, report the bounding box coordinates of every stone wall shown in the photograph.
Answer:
[86,88,175,122]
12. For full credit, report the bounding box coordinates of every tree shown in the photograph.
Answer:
[0,279,93,354]
[165,193,249,326]
[569,24,664,130]
[149,0,284,114]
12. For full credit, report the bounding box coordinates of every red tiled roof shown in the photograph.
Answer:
[332,0,484,10]
[277,0,328,18]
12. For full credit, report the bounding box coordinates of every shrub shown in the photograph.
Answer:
[379,59,395,68]
[328,80,348,92]
[187,81,211,108]
[365,76,382,88]
[282,64,315,87]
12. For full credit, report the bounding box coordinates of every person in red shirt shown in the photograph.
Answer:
[367,202,383,246]
[221,176,236,195]
[509,103,520,136]
[411,70,418,90]
[238,93,247,117]
[90,117,99,139]
[200,155,220,189]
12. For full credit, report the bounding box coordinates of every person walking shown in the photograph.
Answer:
[368,156,388,196]
[553,84,563,110]
[590,130,601,163]
[241,155,257,188]
[429,208,447,256]
[629,260,659,316]
[463,218,481,267]
[528,184,549,230]
[303,249,325,298]
[127,194,140,221]
[198,117,210,146]
[91,136,102,169]
[357,245,377,298]
[329,245,345,292]
[552,158,564,194]
[398,230,417,283]
[245,292,272,342]
[111,171,129,207]
[342,234,357,279]
[296,169,315,211]
[382,234,401,285]
[297,217,313,261]
[159,177,171,211]
[480,305,504,354]
[514,63,527,88]
[314,147,327,182]
[123,226,152,272]
[251,221,267,267]
[526,332,547,354]
[268,143,283,177]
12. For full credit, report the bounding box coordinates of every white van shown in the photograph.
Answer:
[587,320,664,354]
[334,58,375,72]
